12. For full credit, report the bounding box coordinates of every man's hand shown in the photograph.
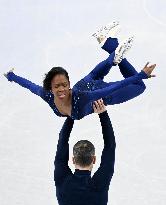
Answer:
[3,68,15,78]
[142,62,156,78]
[93,99,106,114]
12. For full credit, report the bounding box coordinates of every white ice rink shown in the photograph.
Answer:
[0,0,166,204]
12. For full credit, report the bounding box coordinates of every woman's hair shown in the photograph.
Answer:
[43,67,69,91]
[73,140,95,167]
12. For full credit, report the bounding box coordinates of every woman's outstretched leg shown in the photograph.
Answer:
[83,22,121,82]
[87,37,119,80]
[93,21,136,78]
[84,23,134,82]
[84,36,134,82]
[83,51,115,81]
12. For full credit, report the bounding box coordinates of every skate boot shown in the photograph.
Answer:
[113,36,134,65]
[92,21,120,44]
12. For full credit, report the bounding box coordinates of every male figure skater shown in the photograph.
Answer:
[54,99,116,205]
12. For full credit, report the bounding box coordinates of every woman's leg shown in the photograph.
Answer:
[83,37,135,82]
[118,58,138,77]
[83,37,119,82]
[102,37,138,78]
[102,80,146,105]
[83,52,115,81]
[98,57,146,105]
[101,37,119,54]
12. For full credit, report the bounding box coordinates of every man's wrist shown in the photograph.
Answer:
[98,110,107,116]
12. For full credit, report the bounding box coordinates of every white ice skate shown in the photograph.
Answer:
[99,24,121,47]
[113,36,134,65]
[92,21,120,45]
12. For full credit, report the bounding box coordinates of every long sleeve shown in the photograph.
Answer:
[80,70,148,104]
[6,72,46,99]
[54,117,74,186]
[92,111,116,190]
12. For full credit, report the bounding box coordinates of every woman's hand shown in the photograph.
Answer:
[142,62,156,78]
[4,68,14,78]
[93,99,106,114]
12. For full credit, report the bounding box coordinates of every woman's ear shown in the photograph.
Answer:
[69,81,71,89]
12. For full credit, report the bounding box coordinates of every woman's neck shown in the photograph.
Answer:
[55,89,72,107]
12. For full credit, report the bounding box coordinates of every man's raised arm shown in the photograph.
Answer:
[54,117,74,186]
[92,99,116,190]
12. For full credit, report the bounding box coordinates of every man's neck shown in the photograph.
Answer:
[75,165,92,171]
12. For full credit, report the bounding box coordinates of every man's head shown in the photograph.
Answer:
[43,67,70,100]
[72,140,96,171]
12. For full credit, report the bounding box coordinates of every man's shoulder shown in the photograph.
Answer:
[55,172,74,187]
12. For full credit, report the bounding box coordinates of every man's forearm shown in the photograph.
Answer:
[99,111,115,147]
[91,109,116,188]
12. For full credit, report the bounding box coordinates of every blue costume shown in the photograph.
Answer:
[6,37,148,120]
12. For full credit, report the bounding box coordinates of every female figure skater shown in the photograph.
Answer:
[4,22,156,120]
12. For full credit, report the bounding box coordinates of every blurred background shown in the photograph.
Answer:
[0,0,165,204]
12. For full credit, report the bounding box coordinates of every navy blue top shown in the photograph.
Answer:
[54,111,116,205]
[6,69,148,120]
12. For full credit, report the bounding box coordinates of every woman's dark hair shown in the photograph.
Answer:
[43,67,69,91]
[73,140,95,167]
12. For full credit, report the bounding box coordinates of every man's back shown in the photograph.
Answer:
[56,169,109,205]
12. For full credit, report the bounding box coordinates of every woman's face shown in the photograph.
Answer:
[51,74,70,100]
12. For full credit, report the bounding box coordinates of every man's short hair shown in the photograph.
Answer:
[73,140,95,167]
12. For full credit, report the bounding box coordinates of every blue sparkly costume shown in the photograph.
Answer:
[6,37,148,120]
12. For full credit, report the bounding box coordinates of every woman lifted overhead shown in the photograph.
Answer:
[4,21,156,120]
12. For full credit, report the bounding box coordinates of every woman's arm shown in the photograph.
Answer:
[4,69,47,99]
